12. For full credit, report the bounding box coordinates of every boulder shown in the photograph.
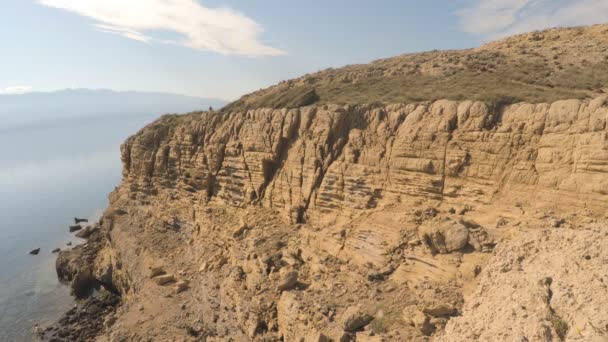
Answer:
[175,280,190,293]
[367,265,396,282]
[232,223,248,238]
[277,270,298,291]
[341,306,373,332]
[421,221,469,254]
[149,266,166,278]
[552,218,566,228]
[74,217,88,224]
[153,274,176,285]
[423,303,457,317]
[52,248,61,253]
[29,248,40,255]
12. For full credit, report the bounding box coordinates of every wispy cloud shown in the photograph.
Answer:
[458,0,608,38]
[38,0,286,57]
[0,86,33,95]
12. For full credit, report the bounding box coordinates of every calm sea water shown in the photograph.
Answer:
[0,114,157,341]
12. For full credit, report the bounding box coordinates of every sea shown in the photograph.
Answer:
[0,114,158,341]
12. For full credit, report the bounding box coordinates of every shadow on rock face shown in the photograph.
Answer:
[55,228,119,299]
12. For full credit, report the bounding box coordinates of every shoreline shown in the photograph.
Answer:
[36,225,120,341]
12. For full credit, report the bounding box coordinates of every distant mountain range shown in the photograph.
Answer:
[0,89,226,129]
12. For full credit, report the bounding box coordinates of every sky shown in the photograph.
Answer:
[2,0,608,101]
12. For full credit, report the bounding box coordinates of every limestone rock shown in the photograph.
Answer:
[403,306,435,336]
[153,274,176,286]
[551,218,566,228]
[423,303,457,317]
[420,221,469,254]
[277,270,298,291]
[232,223,248,238]
[175,280,189,293]
[75,226,98,239]
[441,228,608,341]
[149,267,166,278]
[341,306,373,332]
[122,95,608,216]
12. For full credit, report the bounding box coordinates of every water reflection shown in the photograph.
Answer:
[0,114,157,341]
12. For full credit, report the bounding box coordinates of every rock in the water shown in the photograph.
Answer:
[341,306,373,332]
[69,225,83,233]
[277,270,298,291]
[74,217,88,224]
[29,248,40,255]
[154,274,176,286]
[66,241,72,246]
[52,248,61,253]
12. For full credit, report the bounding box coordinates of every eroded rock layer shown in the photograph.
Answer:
[122,97,608,218]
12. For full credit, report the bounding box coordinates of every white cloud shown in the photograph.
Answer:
[458,0,608,39]
[38,0,285,57]
[0,86,33,95]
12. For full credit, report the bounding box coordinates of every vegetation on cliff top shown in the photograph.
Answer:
[224,24,608,112]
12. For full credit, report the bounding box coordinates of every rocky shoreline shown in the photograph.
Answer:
[36,225,120,341]
[36,290,119,342]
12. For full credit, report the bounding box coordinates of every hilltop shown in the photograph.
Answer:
[225,24,608,111]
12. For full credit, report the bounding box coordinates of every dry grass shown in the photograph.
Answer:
[223,24,608,111]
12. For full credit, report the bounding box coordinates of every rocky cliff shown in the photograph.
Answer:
[45,25,608,342]
[122,98,608,219]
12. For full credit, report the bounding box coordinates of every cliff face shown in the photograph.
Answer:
[122,97,608,220]
[61,96,608,341]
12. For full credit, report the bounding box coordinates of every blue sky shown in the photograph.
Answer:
[2,0,608,100]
